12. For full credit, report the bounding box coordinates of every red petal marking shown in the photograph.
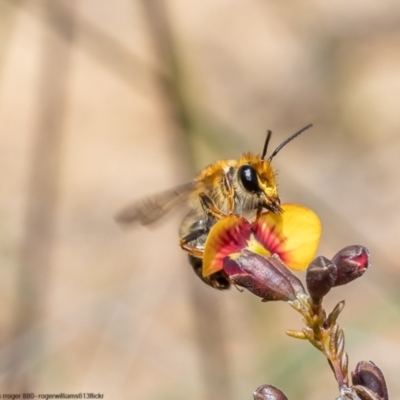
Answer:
[252,215,286,257]
[202,216,252,277]
[352,252,369,271]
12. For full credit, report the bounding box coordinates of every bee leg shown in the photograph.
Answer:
[181,227,209,244]
[180,243,203,258]
[180,192,228,260]
[222,174,235,214]
[179,228,208,258]
[198,192,227,219]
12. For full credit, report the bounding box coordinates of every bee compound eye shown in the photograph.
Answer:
[238,165,260,193]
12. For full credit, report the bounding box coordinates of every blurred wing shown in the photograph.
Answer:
[115,182,195,226]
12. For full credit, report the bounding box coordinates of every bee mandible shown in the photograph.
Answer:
[116,124,313,290]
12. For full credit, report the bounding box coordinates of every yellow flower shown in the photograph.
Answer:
[202,203,322,277]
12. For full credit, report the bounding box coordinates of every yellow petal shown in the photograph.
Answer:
[254,203,321,270]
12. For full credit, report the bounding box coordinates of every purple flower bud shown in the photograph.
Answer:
[352,361,388,400]
[266,254,306,296]
[332,245,370,286]
[223,250,299,302]
[306,256,337,303]
[253,384,288,400]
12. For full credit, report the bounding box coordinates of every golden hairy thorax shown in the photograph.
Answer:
[188,153,278,215]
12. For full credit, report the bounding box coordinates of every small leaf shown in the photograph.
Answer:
[341,352,349,377]
[326,301,345,328]
[337,329,345,356]
[285,330,307,340]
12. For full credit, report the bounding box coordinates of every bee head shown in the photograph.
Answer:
[237,154,281,214]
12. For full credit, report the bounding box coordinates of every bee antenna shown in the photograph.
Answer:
[268,123,313,162]
[261,130,272,161]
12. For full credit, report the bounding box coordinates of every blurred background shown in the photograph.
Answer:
[1,0,400,398]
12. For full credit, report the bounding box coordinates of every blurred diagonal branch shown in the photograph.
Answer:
[0,0,25,82]
[7,0,248,158]
[6,0,156,95]
[139,1,233,399]
[140,1,193,140]
[7,0,76,392]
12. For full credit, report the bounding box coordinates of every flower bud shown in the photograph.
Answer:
[332,245,370,286]
[266,254,306,296]
[306,256,337,303]
[223,250,298,302]
[253,384,288,400]
[352,361,388,400]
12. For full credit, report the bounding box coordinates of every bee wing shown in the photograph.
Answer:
[115,182,196,226]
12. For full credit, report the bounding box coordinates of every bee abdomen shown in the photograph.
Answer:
[188,255,231,290]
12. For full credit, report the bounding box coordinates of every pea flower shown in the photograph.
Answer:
[202,203,322,278]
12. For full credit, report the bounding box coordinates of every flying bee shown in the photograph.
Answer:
[116,124,313,290]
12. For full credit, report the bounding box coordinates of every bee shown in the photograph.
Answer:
[116,124,312,290]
